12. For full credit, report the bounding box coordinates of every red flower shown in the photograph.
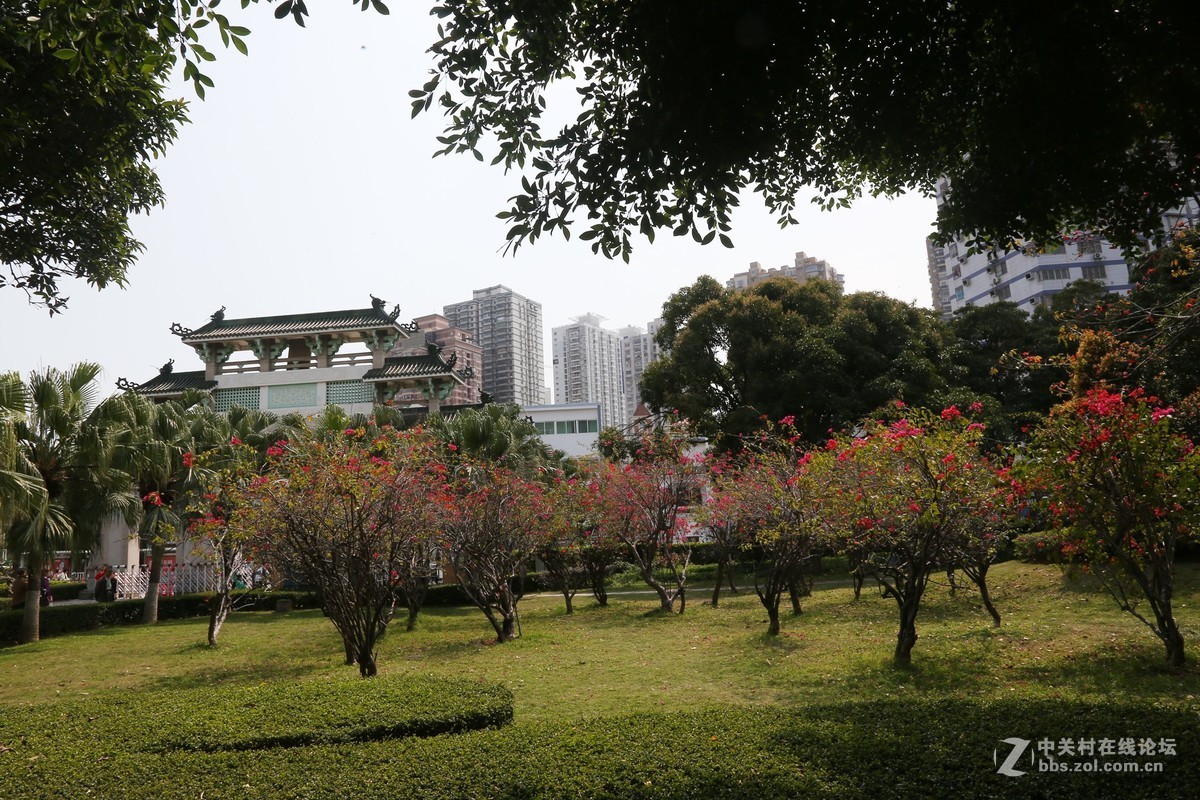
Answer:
[181,452,194,468]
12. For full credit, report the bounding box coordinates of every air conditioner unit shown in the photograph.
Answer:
[1093,252,1104,261]
[963,277,971,286]
[989,290,996,296]
[1029,298,1038,305]
[985,265,994,274]
[992,276,1002,286]
[1025,272,1034,280]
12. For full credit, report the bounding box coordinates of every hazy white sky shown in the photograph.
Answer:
[0,3,938,398]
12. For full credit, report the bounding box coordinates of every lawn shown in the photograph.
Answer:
[1,561,1198,798]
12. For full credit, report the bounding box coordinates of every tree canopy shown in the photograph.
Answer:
[416,2,1200,259]
[1,0,382,311]
[641,277,949,447]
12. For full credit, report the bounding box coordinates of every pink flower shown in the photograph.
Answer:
[181,451,194,468]
[940,405,962,421]
[969,401,984,414]
[229,436,242,446]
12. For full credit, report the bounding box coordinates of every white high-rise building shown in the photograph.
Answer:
[552,313,626,429]
[926,237,953,317]
[618,319,663,423]
[936,180,1200,314]
[444,285,548,405]
[726,251,844,291]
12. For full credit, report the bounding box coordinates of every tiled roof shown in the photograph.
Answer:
[179,306,408,343]
[130,371,216,397]
[362,353,468,383]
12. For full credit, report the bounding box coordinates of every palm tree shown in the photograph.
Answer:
[6,364,131,643]
[0,373,44,533]
[431,404,549,468]
[103,390,217,624]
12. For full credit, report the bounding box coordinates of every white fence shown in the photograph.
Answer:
[72,564,261,599]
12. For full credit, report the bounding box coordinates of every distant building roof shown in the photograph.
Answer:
[362,348,471,385]
[171,298,416,347]
[117,370,216,398]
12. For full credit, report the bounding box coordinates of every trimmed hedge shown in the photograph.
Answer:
[0,590,320,647]
[0,697,1195,799]
[0,675,512,756]
[423,583,474,607]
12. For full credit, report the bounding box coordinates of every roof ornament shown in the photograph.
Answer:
[169,322,194,338]
[159,358,175,375]
[115,377,141,392]
[388,304,402,322]
[426,341,442,356]
[371,294,386,311]
[400,317,419,334]
[210,306,226,322]
[446,351,458,368]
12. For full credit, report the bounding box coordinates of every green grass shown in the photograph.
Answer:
[2,561,1197,722]
[3,561,1200,799]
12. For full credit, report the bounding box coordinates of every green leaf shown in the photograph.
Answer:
[370,0,390,14]
[53,49,78,61]
[275,0,293,20]
[232,36,248,56]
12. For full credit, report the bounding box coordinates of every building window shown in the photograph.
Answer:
[1038,267,1071,282]
[556,420,577,434]
[1076,236,1103,258]
[954,287,964,301]
[1081,264,1107,281]
[993,285,1011,301]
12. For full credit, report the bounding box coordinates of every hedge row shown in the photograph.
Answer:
[1,697,1195,799]
[0,675,512,756]
[0,590,320,647]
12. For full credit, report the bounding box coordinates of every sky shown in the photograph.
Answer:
[0,3,939,400]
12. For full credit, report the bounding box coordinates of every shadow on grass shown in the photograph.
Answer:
[146,659,324,691]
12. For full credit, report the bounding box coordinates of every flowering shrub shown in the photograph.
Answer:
[822,406,1019,663]
[1025,388,1200,667]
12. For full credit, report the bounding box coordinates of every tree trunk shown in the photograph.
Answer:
[766,603,781,636]
[946,566,958,597]
[894,593,921,666]
[726,558,739,593]
[1162,622,1186,669]
[852,572,864,600]
[711,560,725,607]
[976,570,1001,628]
[498,613,517,643]
[788,580,802,615]
[344,637,356,666]
[207,590,233,646]
[20,553,43,644]
[406,605,419,632]
[358,651,377,678]
[593,584,608,607]
[678,585,686,615]
[142,542,166,625]
[640,567,676,613]
[561,590,574,614]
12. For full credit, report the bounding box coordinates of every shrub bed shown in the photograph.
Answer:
[0,698,1194,799]
[0,675,512,757]
[0,591,321,646]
